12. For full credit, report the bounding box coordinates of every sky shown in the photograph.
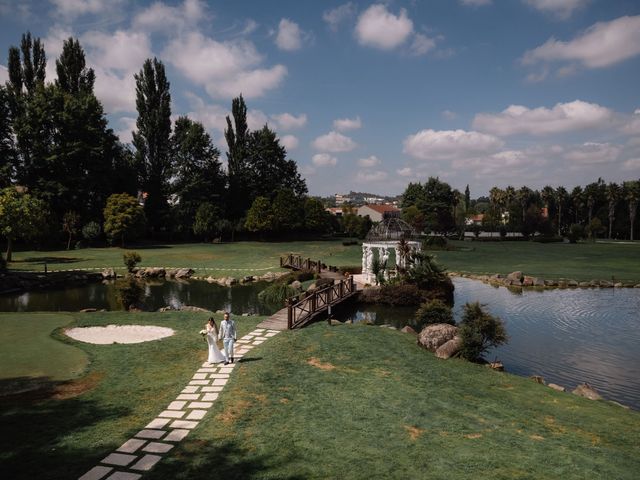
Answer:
[0,0,639,198]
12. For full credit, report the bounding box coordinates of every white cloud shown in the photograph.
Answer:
[93,68,138,113]
[460,0,492,7]
[299,165,316,175]
[247,109,269,131]
[0,64,8,84]
[312,153,338,167]
[622,110,640,136]
[522,16,640,69]
[524,0,589,20]
[333,116,361,131]
[356,170,388,183]
[358,155,381,167]
[410,34,437,56]
[133,0,207,33]
[312,131,357,152]
[355,4,413,50]
[472,100,614,136]
[115,116,137,144]
[323,2,356,31]
[563,142,622,165]
[403,129,504,160]
[396,167,413,177]
[50,0,121,19]
[82,30,153,72]
[442,110,457,120]
[622,158,640,171]
[241,19,259,36]
[271,112,307,130]
[280,135,299,151]
[163,32,287,99]
[275,18,304,51]
[184,93,229,133]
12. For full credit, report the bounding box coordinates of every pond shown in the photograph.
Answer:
[2,277,639,409]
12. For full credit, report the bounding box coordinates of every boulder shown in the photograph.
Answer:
[241,275,254,283]
[533,277,545,287]
[330,319,344,325]
[165,269,177,278]
[544,279,558,287]
[579,281,591,287]
[180,305,210,313]
[417,324,459,352]
[487,361,504,371]
[175,268,194,279]
[307,283,317,291]
[435,336,462,359]
[567,280,578,287]
[530,375,545,384]
[101,268,116,279]
[599,280,613,288]
[572,383,602,401]
[401,325,417,335]
[522,276,534,287]
[614,282,623,288]
[548,383,566,392]
[506,271,523,284]
[79,308,97,313]
[206,276,216,283]
[291,280,302,290]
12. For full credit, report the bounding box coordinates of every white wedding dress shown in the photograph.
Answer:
[206,327,226,364]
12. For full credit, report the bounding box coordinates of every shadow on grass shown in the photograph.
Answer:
[19,256,86,264]
[0,377,130,480]
[151,439,305,480]
[237,357,263,363]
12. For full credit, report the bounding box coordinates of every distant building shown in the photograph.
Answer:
[363,196,384,204]
[335,194,351,206]
[465,214,484,226]
[325,207,343,217]
[357,204,401,222]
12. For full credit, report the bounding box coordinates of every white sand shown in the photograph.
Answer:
[65,325,175,344]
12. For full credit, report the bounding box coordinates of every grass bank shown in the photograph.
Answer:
[1,313,638,479]
[6,239,640,282]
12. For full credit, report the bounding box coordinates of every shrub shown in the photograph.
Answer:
[567,224,584,244]
[337,265,362,275]
[123,251,142,272]
[458,302,508,361]
[532,236,563,243]
[258,283,297,307]
[277,269,316,285]
[404,252,447,289]
[0,252,6,271]
[422,236,448,250]
[116,276,145,310]
[414,299,454,330]
[342,240,359,246]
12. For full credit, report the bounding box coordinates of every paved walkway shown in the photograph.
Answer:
[78,327,281,480]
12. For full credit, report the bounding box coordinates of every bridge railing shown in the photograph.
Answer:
[286,277,355,329]
[280,254,340,273]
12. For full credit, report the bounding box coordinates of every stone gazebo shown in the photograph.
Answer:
[360,218,421,285]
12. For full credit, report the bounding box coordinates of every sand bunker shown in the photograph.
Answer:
[65,325,175,344]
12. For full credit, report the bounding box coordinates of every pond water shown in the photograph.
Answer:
[2,277,639,408]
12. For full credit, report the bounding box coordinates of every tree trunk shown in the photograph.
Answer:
[631,204,637,241]
[67,233,72,250]
[558,206,562,236]
[6,237,12,263]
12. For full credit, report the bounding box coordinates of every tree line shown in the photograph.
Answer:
[0,33,338,261]
[401,177,640,241]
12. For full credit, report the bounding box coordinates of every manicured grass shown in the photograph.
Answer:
[7,239,640,282]
[0,313,88,381]
[1,313,638,479]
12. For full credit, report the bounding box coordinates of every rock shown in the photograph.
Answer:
[224,277,238,286]
[242,312,250,317]
[401,325,417,335]
[241,275,254,283]
[101,268,116,279]
[216,310,226,314]
[307,283,317,291]
[165,269,177,278]
[614,282,623,288]
[180,305,210,312]
[530,375,545,384]
[435,336,462,359]
[567,280,578,287]
[79,308,97,313]
[533,277,545,287]
[579,281,591,287]
[572,383,602,401]
[544,280,558,287]
[330,319,344,325]
[206,276,215,283]
[506,271,523,284]
[291,280,302,290]
[635,284,640,288]
[487,361,504,371]
[522,276,534,287]
[599,280,613,288]
[175,268,194,279]
[548,383,566,392]
[417,324,459,352]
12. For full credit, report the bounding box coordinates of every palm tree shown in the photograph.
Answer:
[516,186,532,223]
[570,186,583,223]
[504,185,516,226]
[489,186,505,228]
[555,186,568,236]
[625,181,639,241]
[606,182,620,239]
[587,194,595,225]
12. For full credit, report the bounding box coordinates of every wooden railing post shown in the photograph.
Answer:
[287,300,293,330]
[339,279,344,297]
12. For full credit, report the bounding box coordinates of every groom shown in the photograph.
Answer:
[218,311,237,364]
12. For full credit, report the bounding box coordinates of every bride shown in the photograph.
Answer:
[205,317,226,364]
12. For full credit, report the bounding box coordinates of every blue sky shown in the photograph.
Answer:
[1,0,639,197]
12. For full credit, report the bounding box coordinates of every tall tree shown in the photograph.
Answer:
[625,181,639,241]
[132,58,172,234]
[55,37,95,95]
[171,116,225,234]
[606,182,620,239]
[516,186,532,223]
[0,186,47,261]
[464,184,471,212]
[0,86,15,188]
[570,186,583,224]
[224,95,249,219]
[555,186,568,235]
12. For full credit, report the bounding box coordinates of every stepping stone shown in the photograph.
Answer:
[158,410,185,419]
[164,429,190,442]
[267,330,279,334]
[188,401,213,409]
[209,373,229,378]
[218,367,234,374]
[101,453,137,467]
[252,340,264,345]
[135,429,166,440]
[201,386,224,392]
[198,368,217,373]
[170,420,199,429]
[177,393,200,401]
[167,400,187,410]
[192,373,207,380]
[145,418,171,429]
[117,439,146,453]
[265,332,278,337]
[105,472,141,480]
[189,380,209,385]
[142,442,173,454]
[186,409,207,420]
[201,393,218,402]
[212,379,228,386]
[130,454,162,472]
[79,466,113,480]
[243,335,254,340]
[181,386,199,393]
[254,337,268,341]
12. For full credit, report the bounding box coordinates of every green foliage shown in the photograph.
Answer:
[116,275,145,310]
[103,193,145,247]
[567,224,584,243]
[0,187,48,261]
[62,210,80,250]
[0,252,6,271]
[414,299,454,330]
[277,269,316,285]
[422,236,448,250]
[258,282,296,308]
[304,197,331,233]
[401,205,425,234]
[81,221,101,245]
[272,189,304,232]
[401,178,456,233]
[0,86,15,188]
[193,202,221,240]
[458,302,508,361]
[245,196,275,234]
[587,217,605,241]
[123,251,142,272]
[404,251,447,289]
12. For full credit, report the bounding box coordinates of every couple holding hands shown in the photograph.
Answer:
[204,312,237,365]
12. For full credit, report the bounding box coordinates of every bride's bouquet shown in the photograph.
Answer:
[199,329,208,337]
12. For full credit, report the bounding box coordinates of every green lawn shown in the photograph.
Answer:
[1,313,638,479]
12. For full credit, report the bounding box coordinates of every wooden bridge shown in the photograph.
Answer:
[256,256,358,330]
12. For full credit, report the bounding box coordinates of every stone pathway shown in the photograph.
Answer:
[78,327,281,480]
